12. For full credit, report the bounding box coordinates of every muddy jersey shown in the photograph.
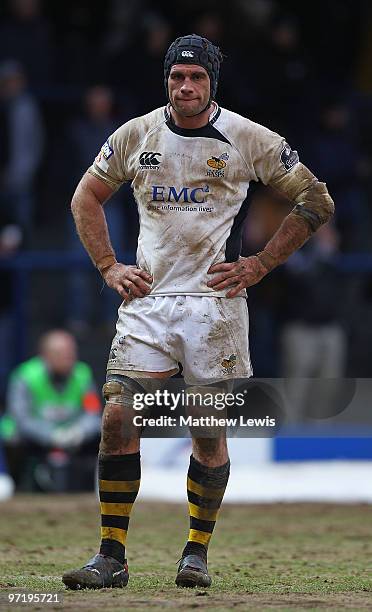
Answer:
[89,103,300,296]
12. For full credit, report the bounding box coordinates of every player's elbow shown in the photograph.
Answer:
[292,181,335,232]
[316,181,335,223]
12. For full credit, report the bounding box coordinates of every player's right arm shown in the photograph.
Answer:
[71,172,152,301]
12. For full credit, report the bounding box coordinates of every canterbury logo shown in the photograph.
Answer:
[181,50,194,57]
[139,151,162,167]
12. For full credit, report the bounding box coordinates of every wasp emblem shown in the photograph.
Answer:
[207,152,229,170]
[221,354,237,373]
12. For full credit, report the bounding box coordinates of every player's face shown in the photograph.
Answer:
[168,64,210,117]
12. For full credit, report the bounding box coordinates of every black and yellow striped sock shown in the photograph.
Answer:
[98,452,141,564]
[182,455,230,559]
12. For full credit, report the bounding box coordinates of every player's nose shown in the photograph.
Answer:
[180,78,194,92]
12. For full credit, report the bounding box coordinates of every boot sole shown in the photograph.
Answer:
[175,568,212,588]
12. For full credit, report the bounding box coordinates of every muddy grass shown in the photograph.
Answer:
[0,495,371,611]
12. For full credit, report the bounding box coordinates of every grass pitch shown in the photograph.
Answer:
[0,495,371,611]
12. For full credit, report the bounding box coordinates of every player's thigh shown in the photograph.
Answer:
[107,296,179,374]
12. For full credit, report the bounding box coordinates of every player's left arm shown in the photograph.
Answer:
[208,144,334,297]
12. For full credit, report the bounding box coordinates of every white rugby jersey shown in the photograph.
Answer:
[90,103,299,296]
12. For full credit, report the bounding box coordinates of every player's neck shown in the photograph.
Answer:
[170,102,215,129]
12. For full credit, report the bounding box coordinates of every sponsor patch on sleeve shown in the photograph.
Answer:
[95,140,114,172]
[280,142,299,172]
[102,141,114,160]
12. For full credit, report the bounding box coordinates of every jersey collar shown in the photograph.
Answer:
[163,103,228,142]
[164,102,221,127]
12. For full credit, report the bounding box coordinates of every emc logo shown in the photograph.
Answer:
[152,185,209,203]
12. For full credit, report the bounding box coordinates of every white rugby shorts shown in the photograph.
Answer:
[107,296,252,385]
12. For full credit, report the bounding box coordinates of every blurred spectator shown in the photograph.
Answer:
[107,14,172,113]
[65,85,126,333]
[103,0,143,60]
[3,330,101,492]
[280,224,348,419]
[243,186,292,376]
[247,15,314,134]
[0,0,53,87]
[137,14,172,111]
[0,60,44,239]
[0,208,22,398]
[233,0,274,30]
[67,85,118,184]
[303,102,371,251]
[53,2,107,86]
[193,13,224,43]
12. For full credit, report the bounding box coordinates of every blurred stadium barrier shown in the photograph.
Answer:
[140,439,372,503]
[1,250,371,372]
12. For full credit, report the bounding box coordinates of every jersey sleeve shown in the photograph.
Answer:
[250,123,300,185]
[248,122,334,230]
[88,121,134,191]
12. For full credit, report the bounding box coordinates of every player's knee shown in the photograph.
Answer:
[100,403,125,452]
[186,382,232,443]
[102,373,166,407]
[192,436,228,468]
[193,435,227,454]
[102,378,136,408]
[100,376,145,452]
[101,402,124,432]
[100,373,166,453]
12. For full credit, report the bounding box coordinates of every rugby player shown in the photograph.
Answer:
[62,34,334,590]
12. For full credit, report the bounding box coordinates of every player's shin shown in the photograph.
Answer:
[182,454,230,559]
[98,452,141,563]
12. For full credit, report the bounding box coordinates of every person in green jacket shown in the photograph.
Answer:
[4,330,101,491]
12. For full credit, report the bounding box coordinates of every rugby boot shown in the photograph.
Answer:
[175,553,212,588]
[62,553,129,590]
